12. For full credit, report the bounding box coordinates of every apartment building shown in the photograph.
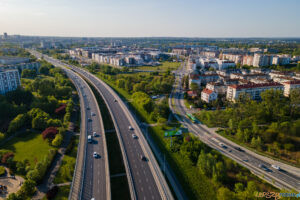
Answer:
[282,80,300,97]
[226,82,284,101]
[1,62,41,72]
[0,69,21,94]
[201,88,218,103]
[0,56,29,65]
[206,82,227,94]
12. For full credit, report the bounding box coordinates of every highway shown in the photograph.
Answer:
[30,50,173,200]
[169,60,300,192]
[29,50,110,200]
[66,64,173,200]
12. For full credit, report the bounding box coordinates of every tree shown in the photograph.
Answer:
[32,113,49,130]
[5,88,33,106]
[217,187,236,200]
[26,169,40,182]
[39,65,50,75]
[8,114,30,134]
[52,134,63,147]
[6,193,21,200]
[42,127,58,140]
[190,83,199,91]
[18,179,36,197]
[21,69,37,78]
[46,186,59,200]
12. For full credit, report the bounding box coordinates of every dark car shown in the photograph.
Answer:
[140,155,147,161]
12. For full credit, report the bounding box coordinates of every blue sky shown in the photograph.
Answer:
[0,0,299,37]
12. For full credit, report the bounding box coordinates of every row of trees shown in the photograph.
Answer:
[169,135,277,200]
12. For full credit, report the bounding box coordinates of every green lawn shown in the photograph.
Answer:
[134,61,180,72]
[54,136,78,184]
[3,131,54,167]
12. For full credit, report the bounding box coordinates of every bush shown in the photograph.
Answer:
[52,134,63,147]
[42,127,58,140]
[1,152,14,164]
[7,114,30,134]
[0,166,6,176]
[46,186,59,200]
[55,104,66,115]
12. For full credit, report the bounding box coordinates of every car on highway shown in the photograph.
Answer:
[234,147,245,152]
[219,143,227,149]
[86,107,90,110]
[114,99,117,102]
[93,132,97,137]
[88,135,92,143]
[128,126,134,130]
[140,155,147,161]
[132,134,138,139]
[88,118,92,122]
[271,165,281,170]
[242,159,248,162]
[93,152,99,158]
[91,112,96,116]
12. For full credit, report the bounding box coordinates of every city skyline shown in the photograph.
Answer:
[1,0,300,37]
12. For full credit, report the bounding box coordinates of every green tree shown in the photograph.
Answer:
[217,187,236,200]
[190,83,199,91]
[52,134,63,147]
[8,114,30,134]
[18,179,36,197]
[21,69,37,78]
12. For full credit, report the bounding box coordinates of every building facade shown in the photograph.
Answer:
[0,69,21,94]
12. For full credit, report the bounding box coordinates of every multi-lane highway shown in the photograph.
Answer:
[170,60,300,192]
[30,50,173,200]
[30,50,110,200]
[66,64,173,200]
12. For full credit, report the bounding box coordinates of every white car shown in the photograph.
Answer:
[91,112,96,116]
[93,132,97,137]
[128,126,134,130]
[132,134,138,139]
[93,152,98,158]
[271,165,280,170]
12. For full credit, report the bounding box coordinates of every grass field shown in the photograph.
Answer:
[134,61,180,72]
[3,131,55,167]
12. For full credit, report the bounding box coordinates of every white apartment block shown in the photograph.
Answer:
[0,69,21,94]
[282,80,300,97]
[206,82,227,94]
[1,62,40,72]
[226,82,284,101]
[0,56,29,65]
[201,88,218,103]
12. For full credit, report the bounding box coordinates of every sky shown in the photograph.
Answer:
[0,0,300,37]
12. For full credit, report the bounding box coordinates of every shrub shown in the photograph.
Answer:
[42,127,58,140]
[52,134,63,147]
[0,166,6,176]
[46,186,59,200]
[1,152,14,164]
[55,104,66,115]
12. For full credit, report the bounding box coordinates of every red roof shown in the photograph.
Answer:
[283,80,300,85]
[202,88,214,95]
[229,82,283,90]
[187,91,197,96]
